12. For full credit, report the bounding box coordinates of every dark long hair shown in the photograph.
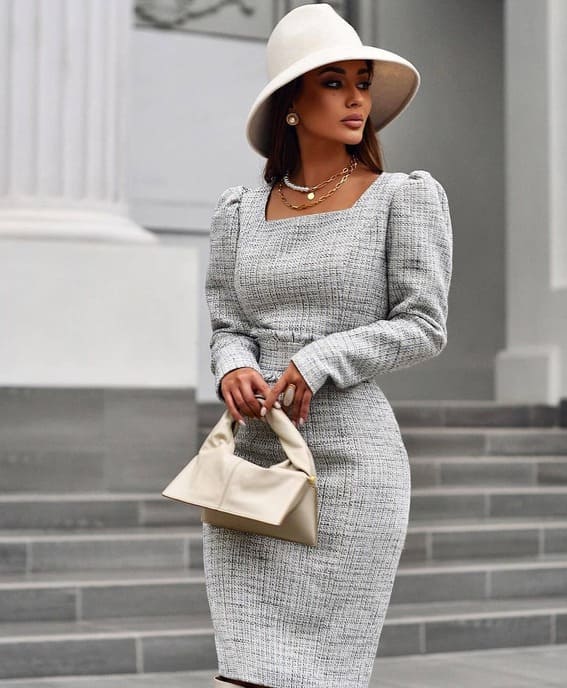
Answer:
[262,60,385,185]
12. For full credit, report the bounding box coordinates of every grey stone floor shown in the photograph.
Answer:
[0,644,565,687]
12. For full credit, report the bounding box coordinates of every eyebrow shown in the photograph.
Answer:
[317,65,370,76]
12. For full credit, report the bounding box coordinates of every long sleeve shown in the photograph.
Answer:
[205,185,263,402]
[290,170,453,395]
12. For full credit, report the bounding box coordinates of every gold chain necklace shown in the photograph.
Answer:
[283,155,357,195]
[278,156,359,210]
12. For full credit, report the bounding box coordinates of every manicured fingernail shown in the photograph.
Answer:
[299,417,305,426]
[260,407,267,416]
[274,401,281,409]
[238,419,246,426]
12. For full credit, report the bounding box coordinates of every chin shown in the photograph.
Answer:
[341,133,364,145]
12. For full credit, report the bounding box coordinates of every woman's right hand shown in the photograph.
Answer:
[220,367,276,425]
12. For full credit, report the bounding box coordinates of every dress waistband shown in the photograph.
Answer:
[251,328,320,380]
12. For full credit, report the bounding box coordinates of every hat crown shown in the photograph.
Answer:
[266,3,362,80]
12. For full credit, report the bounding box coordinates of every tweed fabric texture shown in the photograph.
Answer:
[203,170,453,688]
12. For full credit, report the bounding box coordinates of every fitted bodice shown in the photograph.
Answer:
[235,171,401,375]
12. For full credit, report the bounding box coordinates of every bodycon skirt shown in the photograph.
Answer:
[202,334,412,688]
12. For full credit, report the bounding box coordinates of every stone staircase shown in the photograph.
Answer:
[1,399,567,680]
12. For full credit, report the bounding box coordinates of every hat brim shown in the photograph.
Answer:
[245,45,420,159]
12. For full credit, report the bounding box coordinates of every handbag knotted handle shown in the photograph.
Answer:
[207,393,317,482]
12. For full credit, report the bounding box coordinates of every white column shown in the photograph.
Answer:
[496,0,567,403]
[0,0,154,242]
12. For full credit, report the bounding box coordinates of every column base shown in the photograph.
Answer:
[0,208,157,244]
[495,345,561,404]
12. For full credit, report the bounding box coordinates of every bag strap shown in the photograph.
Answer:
[204,396,317,478]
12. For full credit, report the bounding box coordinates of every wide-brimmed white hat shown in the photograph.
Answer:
[245,3,421,159]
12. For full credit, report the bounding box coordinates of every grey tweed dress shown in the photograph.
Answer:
[203,169,453,688]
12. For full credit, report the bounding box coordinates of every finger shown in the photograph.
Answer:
[290,387,302,426]
[253,379,273,405]
[223,390,247,426]
[261,378,286,413]
[298,388,311,427]
[232,386,257,419]
[260,381,274,400]
[254,382,274,422]
[241,380,264,419]
[284,379,304,425]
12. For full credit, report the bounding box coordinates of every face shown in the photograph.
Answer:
[289,59,373,148]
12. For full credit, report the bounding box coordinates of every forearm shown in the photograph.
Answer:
[210,330,263,401]
[291,311,446,394]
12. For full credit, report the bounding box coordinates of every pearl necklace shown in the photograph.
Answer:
[283,155,358,201]
[278,157,359,211]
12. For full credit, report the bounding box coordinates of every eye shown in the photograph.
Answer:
[324,80,372,90]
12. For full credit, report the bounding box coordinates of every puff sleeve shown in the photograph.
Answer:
[290,170,453,395]
[205,185,264,401]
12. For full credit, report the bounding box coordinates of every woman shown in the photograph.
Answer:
[203,4,453,688]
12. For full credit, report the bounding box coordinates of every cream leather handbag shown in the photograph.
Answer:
[161,395,319,546]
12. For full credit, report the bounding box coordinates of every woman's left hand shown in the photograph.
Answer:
[261,361,312,427]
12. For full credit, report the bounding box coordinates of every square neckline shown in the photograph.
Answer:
[262,171,389,224]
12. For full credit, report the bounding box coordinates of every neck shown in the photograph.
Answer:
[290,143,356,187]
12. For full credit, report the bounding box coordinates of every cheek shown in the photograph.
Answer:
[320,91,342,113]
[302,92,341,125]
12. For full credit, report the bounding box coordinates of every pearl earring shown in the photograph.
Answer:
[286,112,299,126]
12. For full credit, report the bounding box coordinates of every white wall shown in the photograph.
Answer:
[0,239,198,387]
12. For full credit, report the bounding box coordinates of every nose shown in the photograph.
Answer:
[347,84,364,106]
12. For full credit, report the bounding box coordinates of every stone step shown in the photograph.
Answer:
[5,421,567,492]
[0,597,566,678]
[410,454,567,487]
[0,568,208,623]
[4,482,567,530]
[382,595,567,655]
[2,553,567,624]
[7,452,567,494]
[0,388,198,494]
[194,425,567,459]
[0,492,201,530]
[2,395,561,493]
[200,400,561,430]
[0,612,215,679]
[391,400,560,428]
[0,525,204,574]
[409,484,567,520]
[401,427,567,457]
[3,510,567,567]
[1,514,567,574]
[393,553,567,604]
[1,643,567,688]
[404,515,567,562]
